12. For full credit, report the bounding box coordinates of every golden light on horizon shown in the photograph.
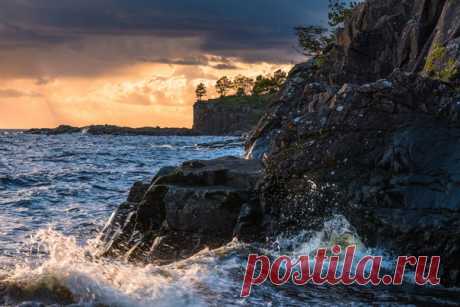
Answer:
[1,59,292,129]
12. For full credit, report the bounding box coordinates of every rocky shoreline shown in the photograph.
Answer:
[99,0,460,288]
[25,96,269,137]
[99,156,263,264]
[25,125,199,136]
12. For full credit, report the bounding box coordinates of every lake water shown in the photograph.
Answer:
[0,131,458,306]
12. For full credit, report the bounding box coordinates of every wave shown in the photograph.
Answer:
[150,144,175,150]
[2,219,459,306]
[0,229,214,306]
[0,229,248,306]
[0,175,50,188]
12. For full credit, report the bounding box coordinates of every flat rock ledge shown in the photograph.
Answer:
[98,156,264,264]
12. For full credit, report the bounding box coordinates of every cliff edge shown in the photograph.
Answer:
[193,95,270,135]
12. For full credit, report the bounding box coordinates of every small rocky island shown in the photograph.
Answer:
[25,125,196,136]
[100,0,460,288]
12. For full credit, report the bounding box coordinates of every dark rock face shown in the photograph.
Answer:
[244,0,460,287]
[328,0,460,84]
[254,69,460,287]
[193,101,267,135]
[99,156,263,263]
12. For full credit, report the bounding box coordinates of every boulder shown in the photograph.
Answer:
[99,156,263,263]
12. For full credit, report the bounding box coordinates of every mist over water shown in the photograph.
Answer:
[0,131,459,306]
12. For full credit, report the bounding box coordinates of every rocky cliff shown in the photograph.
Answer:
[246,0,460,287]
[325,0,460,84]
[102,0,460,288]
[193,96,269,135]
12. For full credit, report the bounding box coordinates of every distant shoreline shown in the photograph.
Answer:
[21,124,245,137]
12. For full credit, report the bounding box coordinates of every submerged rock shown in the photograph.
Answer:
[99,156,263,263]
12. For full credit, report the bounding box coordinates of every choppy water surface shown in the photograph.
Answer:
[0,131,458,306]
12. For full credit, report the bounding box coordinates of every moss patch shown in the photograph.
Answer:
[424,44,459,82]
[439,58,459,82]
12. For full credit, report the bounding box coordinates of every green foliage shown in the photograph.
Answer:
[424,44,459,82]
[295,0,362,58]
[233,75,254,96]
[195,83,207,101]
[424,44,446,75]
[215,76,233,97]
[315,54,327,68]
[252,69,287,96]
[253,75,274,96]
[328,0,359,27]
[295,26,332,56]
[439,58,459,82]
[207,69,287,102]
[273,69,288,87]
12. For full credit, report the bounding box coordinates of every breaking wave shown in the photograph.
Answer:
[1,132,459,306]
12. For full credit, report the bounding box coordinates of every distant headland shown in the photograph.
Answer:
[25,97,271,137]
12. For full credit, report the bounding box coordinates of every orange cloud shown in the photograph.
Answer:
[0,60,292,129]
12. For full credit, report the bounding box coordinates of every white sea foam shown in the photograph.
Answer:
[1,229,246,306]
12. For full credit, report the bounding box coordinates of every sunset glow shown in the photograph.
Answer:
[0,0,327,129]
[1,61,292,129]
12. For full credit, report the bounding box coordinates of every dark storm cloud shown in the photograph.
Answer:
[0,0,329,77]
[141,55,240,69]
[212,63,239,70]
[140,56,209,66]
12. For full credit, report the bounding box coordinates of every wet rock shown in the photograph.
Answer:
[127,182,149,203]
[348,127,460,286]
[247,67,460,287]
[233,202,264,242]
[100,156,263,263]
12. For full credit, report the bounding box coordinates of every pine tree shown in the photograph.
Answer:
[195,83,207,101]
[215,76,233,97]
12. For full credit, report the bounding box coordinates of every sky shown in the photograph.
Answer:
[0,0,330,129]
